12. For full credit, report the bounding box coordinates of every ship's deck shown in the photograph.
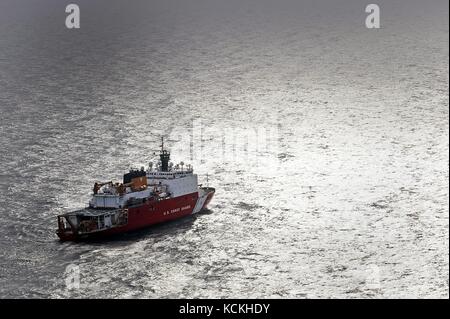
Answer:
[60,207,123,217]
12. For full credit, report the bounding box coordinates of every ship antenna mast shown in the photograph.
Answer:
[159,136,170,172]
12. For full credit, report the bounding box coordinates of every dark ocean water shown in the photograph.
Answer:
[0,0,448,298]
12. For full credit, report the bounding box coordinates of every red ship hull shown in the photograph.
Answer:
[57,188,215,241]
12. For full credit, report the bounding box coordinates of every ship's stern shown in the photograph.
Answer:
[56,215,78,241]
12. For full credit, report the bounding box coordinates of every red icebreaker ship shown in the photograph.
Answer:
[56,139,215,241]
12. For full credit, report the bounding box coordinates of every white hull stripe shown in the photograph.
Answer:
[193,190,209,214]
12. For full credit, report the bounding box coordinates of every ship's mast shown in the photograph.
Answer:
[159,137,170,172]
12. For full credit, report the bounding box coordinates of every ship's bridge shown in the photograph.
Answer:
[147,166,198,198]
[146,168,193,179]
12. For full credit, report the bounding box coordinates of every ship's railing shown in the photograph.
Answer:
[76,209,128,234]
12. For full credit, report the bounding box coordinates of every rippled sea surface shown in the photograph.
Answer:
[0,0,448,298]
